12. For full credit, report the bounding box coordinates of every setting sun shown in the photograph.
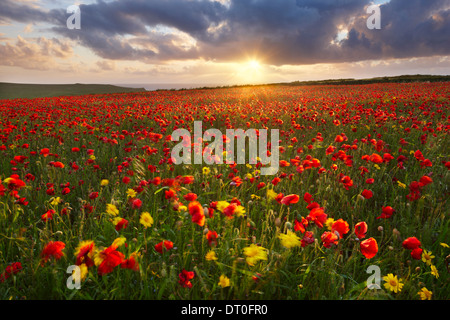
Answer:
[247,60,261,71]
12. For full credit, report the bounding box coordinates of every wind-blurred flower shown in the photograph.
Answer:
[106,204,119,216]
[278,230,301,249]
[243,244,268,266]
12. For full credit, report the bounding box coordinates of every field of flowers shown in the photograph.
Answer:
[0,82,448,300]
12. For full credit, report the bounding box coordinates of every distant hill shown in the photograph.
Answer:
[283,74,450,86]
[187,74,450,91]
[0,82,146,100]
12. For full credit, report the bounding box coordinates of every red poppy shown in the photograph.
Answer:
[402,237,421,250]
[368,153,382,164]
[40,148,50,157]
[280,194,300,206]
[154,240,174,254]
[294,217,308,233]
[331,219,349,238]
[339,175,353,190]
[115,218,128,231]
[354,221,368,239]
[419,175,432,187]
[41,241,65,264]
[178,269,195,288]
[307,207,327,228]
[321,231,339,248]
[120,255,139,271]
[188,201,205,226]
[41,209,55,222]
[411,247,423,260]
[377,206,394,219]
[129,198,142,209]
[205,230,218,246]
[360,238,378,259]
[89,191,99,199]
[96,245,125,276]
[303,192,313,204]
[301,231,315,247]
[361,189,373,199]
[183,193,197,201]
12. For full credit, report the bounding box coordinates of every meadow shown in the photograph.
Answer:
[0,82,448,300]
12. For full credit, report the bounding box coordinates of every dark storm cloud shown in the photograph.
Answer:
[1,0,449,65]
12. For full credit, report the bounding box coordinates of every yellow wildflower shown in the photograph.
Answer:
[243,244,268,266]
[106,204,119,216]
[430,265,439,279]
[139,212,154,228]
[205,250,218,261]
[112,236,126,248]
[126,188,137,199]
[218,274,231,288]
[325,218,335,231]
[418,287,432,300]
[421,250,434,265]
[278,230,301,249]
[383,274,404,293]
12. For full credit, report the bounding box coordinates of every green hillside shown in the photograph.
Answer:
[0,82,146,100]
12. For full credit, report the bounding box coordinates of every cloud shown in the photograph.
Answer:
[0,35,74,70]
[0,0,449,66]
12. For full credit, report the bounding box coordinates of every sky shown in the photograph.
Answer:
[0,0,449,89]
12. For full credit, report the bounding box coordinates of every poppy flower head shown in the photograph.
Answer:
[360,237,378,259]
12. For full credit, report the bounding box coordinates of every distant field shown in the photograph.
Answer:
[0,82,146,99]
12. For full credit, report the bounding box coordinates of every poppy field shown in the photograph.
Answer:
[0,82,448,300]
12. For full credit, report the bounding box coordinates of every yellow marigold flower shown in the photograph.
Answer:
[106,204,119,216]
[71,263,88,282]
[325,218,335,231]
[205,250,218,261]
[126,188,137,199]
[50,197,62,206]
[216,201,230,213]
[266,188,278,201]
[430,265,439,279]
[90,155,96,161]
[112,236,126,248]
[243,244,268,266]
[253,169,260,176]
[251,194,261,200]
[418,287,432,300]
[374,164,381,170]
[421,250,434,265]
[246,173,253,179]
[140,211,154,228]
[202,167,211,175]
[100,179,109,186]
[383,273,404,293]
[178,205,187,212]
[218,274,231,288]
[234,205,246,217]
[278,230,301,249]
[397,181,406,189]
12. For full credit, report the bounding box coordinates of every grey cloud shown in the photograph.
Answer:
[0,0,449,66]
